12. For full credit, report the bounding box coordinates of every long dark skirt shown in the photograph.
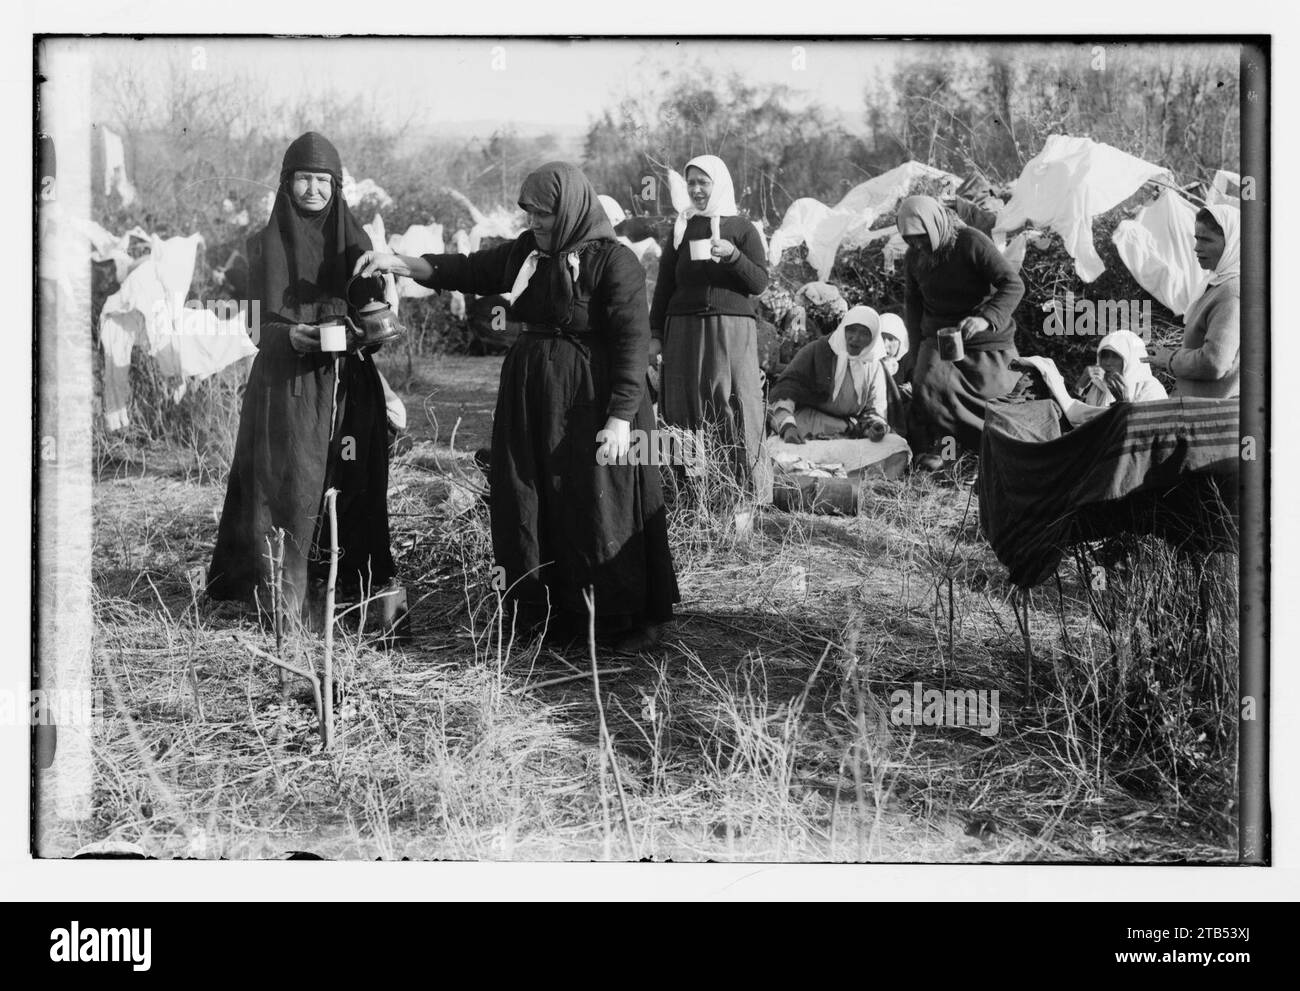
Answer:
[490,332,679,637]
[661,313,772,502]
[908,340,1021,453]
[208,343,394,616]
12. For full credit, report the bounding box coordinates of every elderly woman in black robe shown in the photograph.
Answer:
[358,162,679,653]
[207,132,395,627]
[899,195,1025,470]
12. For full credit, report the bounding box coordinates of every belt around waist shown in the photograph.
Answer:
[521,323,600,341]
[520,324,599,357]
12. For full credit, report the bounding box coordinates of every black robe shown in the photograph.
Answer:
[208,139,393,611]
[417,233,679,633]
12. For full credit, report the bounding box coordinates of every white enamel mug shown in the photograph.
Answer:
[319,320,347,352]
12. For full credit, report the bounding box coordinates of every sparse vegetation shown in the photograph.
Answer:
[67,353,1237,862]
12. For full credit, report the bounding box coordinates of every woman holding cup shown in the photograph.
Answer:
[207,132,396,628]
[897,195,1025,471]
[650,156,772,511]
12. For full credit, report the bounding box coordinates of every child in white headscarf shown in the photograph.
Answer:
[768,305,892,442]
[878,311,909,382]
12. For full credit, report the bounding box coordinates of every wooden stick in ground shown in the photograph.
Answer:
[582,587,636,858]
[323,488,340,750]
[265,528,286,689]
[235,635,324,734]
[1016,588,1033,698]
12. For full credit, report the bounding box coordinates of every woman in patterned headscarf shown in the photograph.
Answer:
[208,132,395,628]
[358,162,679,653]
[897,195,1025,470]
[650,155,772,514]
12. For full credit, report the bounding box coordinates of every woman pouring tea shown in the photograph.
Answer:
[357,161,679,654]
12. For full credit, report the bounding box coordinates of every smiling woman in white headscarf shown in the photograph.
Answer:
[650,154,771,505]
[767,305,899,443]
[1154,204,1240,399]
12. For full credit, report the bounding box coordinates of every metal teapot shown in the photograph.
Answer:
[345,273,405,348]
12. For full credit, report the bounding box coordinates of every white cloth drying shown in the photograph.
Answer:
[99,233,257,431]
[1208,170,1241,206]
[101,126,136,206]
[768,161,959,280]
[996,134,1167,282]
[598,195,626,227]
[386,221,447,300]
[1112,188,1209,316]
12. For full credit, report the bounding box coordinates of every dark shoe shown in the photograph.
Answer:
[611,623,666,656]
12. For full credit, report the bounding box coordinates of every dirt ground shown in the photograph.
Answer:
[71,351,1238,863]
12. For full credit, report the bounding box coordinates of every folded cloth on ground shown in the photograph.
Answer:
[765,433,911,479]
[978,398,1239,587]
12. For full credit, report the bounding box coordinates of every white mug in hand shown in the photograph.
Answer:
[688,239,713,261]
[319,320,347,352]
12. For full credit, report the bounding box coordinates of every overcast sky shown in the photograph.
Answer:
[58,36,907,135]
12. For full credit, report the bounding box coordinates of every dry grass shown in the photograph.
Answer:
[62,354,1238,863]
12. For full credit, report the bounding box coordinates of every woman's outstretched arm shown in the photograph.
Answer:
[355,238,521,296]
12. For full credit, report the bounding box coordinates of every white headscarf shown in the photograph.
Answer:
[828,305,885,404]
[670,155,738,249]
[1088,329,1159,405]
[877,312,909,375]
[1203,203,1241,287]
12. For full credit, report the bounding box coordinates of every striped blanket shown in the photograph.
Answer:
[978,398,1239,587]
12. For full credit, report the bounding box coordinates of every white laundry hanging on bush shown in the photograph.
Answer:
[1208,170,1241,206]
[341,168,393,211]
[1112,187,1209,317]
[101,126,136,206]
[768,161,959,281]
[385,221,447,300]
[99,233,257,431]
[996,134,1168,282]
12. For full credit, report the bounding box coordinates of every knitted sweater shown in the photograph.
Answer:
[649,215,769,333]
[903,226,1024,353]
[1170,277,1239,399]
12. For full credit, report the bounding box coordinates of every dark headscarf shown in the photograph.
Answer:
[252,131,370,324]
[516,161,617,326]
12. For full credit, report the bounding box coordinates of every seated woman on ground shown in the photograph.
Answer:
[767,305,894,445]
[1019,328,1168,426]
